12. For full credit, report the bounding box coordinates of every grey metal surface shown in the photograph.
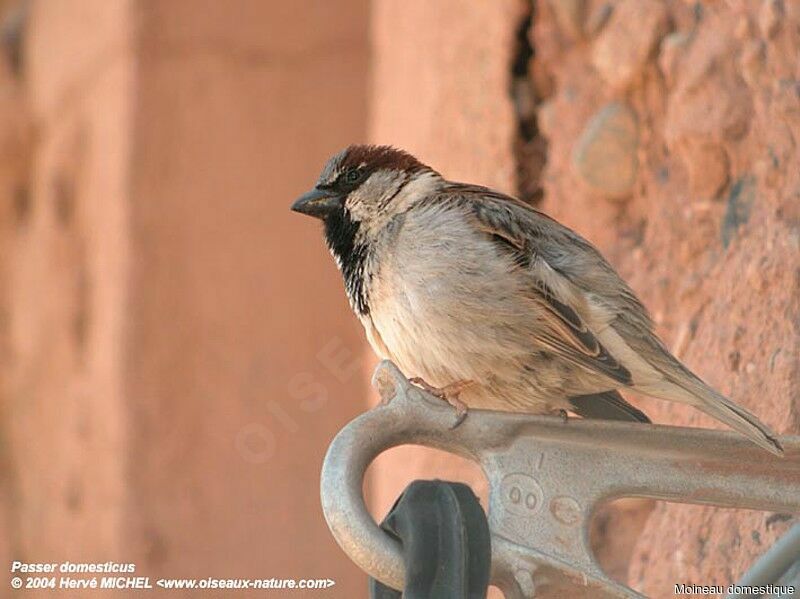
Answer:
[776,561,800,598]
[320,360,800,598]
[727,523,800,599]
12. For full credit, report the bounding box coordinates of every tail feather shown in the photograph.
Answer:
[695,391,784,456]
[568,390,651,423]
[636,377,783,456]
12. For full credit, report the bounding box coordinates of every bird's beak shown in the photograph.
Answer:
[290,187,342,219]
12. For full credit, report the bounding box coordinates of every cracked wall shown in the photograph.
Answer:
[530,0,799,592]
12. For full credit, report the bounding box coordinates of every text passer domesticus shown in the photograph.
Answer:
[291,145,782,456]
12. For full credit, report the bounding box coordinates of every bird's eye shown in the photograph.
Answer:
[345,169,362,183]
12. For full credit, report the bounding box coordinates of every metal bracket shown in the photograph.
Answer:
[320,360,800,598]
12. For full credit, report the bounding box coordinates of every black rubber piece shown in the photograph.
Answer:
[369,480,491,599]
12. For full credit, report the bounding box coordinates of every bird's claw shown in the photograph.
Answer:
[409,377,473,428]
[450,398,469,429]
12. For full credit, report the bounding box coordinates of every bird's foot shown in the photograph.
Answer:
[409,377,473,428]
[558,409,569,423]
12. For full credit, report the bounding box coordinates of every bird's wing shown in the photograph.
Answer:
[456,184,653,326]
[439,185,781,454]
[454,187,633,386]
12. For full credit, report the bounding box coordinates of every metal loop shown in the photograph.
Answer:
[321,360,800,598]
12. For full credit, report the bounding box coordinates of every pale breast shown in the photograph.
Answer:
[363,202,551,408]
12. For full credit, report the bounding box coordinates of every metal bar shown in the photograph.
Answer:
[320,360,800,597]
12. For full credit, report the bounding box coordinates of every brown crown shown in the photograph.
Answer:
[340,145,433,175]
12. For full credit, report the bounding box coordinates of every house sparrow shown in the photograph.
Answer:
[291,145,782,456]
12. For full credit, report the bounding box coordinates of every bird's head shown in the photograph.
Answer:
[291,145,440,235]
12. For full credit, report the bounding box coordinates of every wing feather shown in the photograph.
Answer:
[462,192,632,386]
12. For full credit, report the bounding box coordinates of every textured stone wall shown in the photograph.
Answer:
[532,0,799,593]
